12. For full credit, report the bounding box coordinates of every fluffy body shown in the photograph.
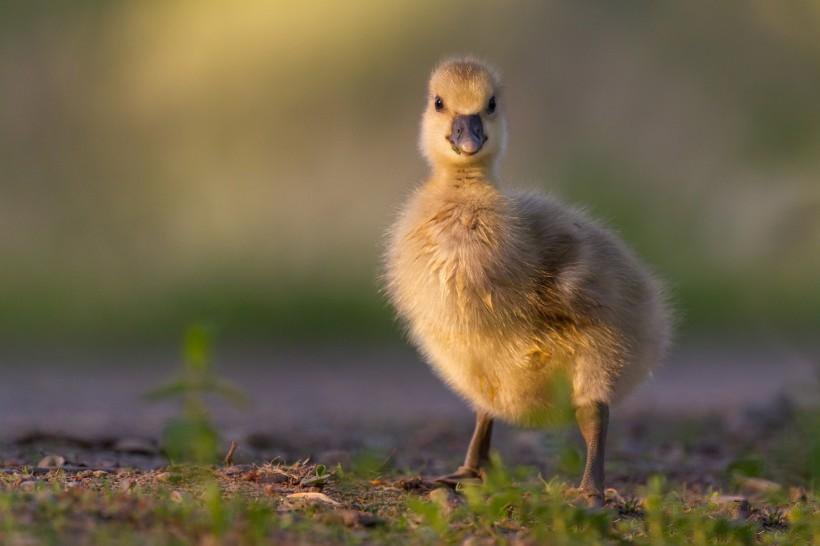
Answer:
[384,58,671,427]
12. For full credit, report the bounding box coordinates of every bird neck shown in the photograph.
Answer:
[432,161,497,188]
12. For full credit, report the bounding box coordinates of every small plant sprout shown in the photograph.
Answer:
[145,324,249,464]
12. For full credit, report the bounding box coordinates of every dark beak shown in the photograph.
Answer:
[448,114,487,155]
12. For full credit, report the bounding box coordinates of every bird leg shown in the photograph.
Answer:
[575,401,609,505]
[436,411,494,486]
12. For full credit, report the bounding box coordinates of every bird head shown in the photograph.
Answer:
[419,57,506,172]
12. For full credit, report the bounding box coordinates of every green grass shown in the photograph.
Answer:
[0,459,817,546]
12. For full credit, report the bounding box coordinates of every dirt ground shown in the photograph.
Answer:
[0,340,816,474]
[0,340,817,544]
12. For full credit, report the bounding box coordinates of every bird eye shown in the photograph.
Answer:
[488,96,496,114]
[434,96,444,111]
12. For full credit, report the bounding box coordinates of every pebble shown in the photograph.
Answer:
[36,455,65,469]
[713,495,752,519]
[283,491,340,508]
[18,480,38,492]
[427,487,463,516]
[738,477,782,494]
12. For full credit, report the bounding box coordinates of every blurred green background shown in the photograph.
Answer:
[1,1,818,347]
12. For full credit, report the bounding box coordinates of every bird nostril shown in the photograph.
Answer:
[451,115,484,149]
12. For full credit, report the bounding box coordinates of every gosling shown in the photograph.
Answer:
[384,57,671,502]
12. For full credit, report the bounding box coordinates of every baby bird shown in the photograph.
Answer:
[384,58,671,502]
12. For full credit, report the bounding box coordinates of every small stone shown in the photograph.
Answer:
[154,471,172,482]
[91,470,109,478]
[119,479,135,492]
[427,487,463,516]
[36,455,65,469]
[714,495,752,519]
[737,477,782,494]
[18,480,37,492]
[283,491,340,508]
[170,490,184,503]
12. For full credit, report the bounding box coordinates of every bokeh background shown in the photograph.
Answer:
[1,1,819,348]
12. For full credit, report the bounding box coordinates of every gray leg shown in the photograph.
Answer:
[477,417,493,465]
[436,411,493,485]
[575,401,609,504]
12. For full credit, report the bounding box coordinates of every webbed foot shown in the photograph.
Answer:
[576,486,604,508]
[434,465,483,487]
